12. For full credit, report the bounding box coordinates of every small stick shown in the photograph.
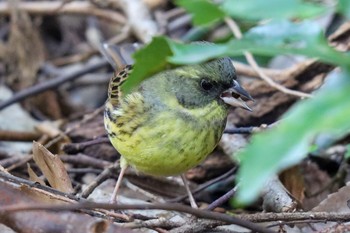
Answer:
[0,60,108,110]
[0,129,41,141]
[80,162,119,198]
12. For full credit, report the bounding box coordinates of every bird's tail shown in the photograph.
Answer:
[100,43,137,106]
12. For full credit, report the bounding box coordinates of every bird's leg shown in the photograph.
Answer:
[110,158,128,203]
[181,174,198,208]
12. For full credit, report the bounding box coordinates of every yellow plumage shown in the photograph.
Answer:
[105,91,227,176]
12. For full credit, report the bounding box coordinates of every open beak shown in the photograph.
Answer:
[221,80,254,112]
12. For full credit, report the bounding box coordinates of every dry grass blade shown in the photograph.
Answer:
[27,163,45,186]
[32,141,73,193]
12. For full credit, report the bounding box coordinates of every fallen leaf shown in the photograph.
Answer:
[32,141,73,193]
[313,182,350,213]
[27,163,45,186]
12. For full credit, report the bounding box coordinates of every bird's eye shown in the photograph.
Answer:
[200,79,213,91]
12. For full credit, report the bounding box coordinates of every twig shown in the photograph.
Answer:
[224,17,312,99]
[107,24,131,45]
[0,171,80,202]
[1,202,275,233]
[51,50,98,67]
[0,164,9,174]
[0,59,108,110]
[67,168,103,174]
[0,1,126,24]
[233,61,281,79]
[168,14,192,33]
[224,124,270,134]
[266,219,334,228]
[2,169,350,227]
[206,185,238,211]
[169,219,222,233]
[122,217,181,230]
[80,162,119,198]
[5,154,32,171]
[168,167,237,203]
[239,211,350,223]
[0,156,23,168]
[42,106,104,153]
[164,7,186,20]
[0,129,41,141]
[62,137,111,154]
[125,179,166,203]
[63,106,105,135]
[60,154,112,169]
[224,127,255,134]
[0,171,128,220]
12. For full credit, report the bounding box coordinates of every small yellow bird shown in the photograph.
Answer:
[103,44,253,207]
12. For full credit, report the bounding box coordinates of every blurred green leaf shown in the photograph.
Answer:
[236,70,350,203]
[121,37,173,94]
[345,144,350,159]
[169,20,350,67]
[122,21,350,94]
[221,0,327,20]
[337,0,350,19]
[176,0,225,25]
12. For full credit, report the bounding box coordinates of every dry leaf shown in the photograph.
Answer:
[280,165,305,204]
[27,163,45,186]
[5,1,45,90]
[32,141,73,193]
[312,182,350,213]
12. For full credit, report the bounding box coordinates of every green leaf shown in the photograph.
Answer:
[121,21,350,94]
[345,144,350,159]
[236,70,350,204]
[121,37,173,94]
[176,0,226,25]
[168,41,228,63]
[169,20,350,67]
[337,0,350,19]
[221,0,327,21]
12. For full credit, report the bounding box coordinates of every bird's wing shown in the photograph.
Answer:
[108,65,133,107]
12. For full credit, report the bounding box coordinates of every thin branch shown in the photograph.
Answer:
[80,162,119,198]
[224,127,255,134]
[1,202,275,233]
[206,185,238,211]
[233,61,281,79]
[60,154,112,169]
[4,200,350,226]
[0,1,126,24]
[224,124,270,134]
[0,171,80,202]
[240,211,350,223]
[224,17,312,99]
[0,60,108,110]
[2,169,350,226]
[168,167,237,203]
[62,137,111,154]
[0,129,41,141]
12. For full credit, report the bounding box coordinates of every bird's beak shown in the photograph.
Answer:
[221,80,254,112]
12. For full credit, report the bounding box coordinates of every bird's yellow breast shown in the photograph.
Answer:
[105,92,228,176]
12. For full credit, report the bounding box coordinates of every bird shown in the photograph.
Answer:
[102,43,253,208]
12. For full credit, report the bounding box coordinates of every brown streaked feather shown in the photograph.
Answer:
[107,65,133,106]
